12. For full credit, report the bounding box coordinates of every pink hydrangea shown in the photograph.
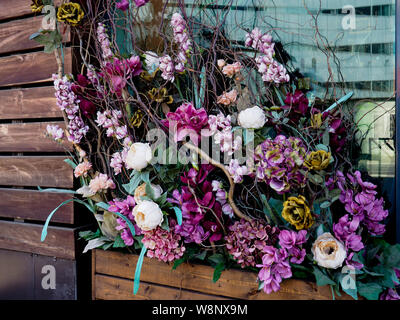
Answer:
[225,219,280,268]
[89,173,116,193]
[74,161,92,178]
[142,227,186,262]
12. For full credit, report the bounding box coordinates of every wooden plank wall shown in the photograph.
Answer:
[0,1,90,299]
[92,250,353,300]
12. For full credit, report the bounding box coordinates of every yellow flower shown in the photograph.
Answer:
[57,2,85,27]
[311,112,322,129]
[304,150,331,171]
[131,109,144,128]
[31,0,44,13]
[148,87,173,104]
[282,195,314,230]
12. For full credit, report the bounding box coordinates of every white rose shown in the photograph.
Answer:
[134,183,163,203]
[312,232,347,269]
[125,142,152,171]
[144,51,160,72]
[238,106,266,129]
[132,200,164,231]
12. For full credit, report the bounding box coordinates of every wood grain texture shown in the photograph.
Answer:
[94,250,352,300]
[0,87,62,120]
[0,48,72,87]
[0,220,76,260]
[0,188,74,223]
[0,0,63,21]
[0,16,70,55]
[95,275,229,300]
[0,156,73,188]
[0,122,71,152]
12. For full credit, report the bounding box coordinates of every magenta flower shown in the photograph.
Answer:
[133,0,149,7]
[280,90,309,123]
[103,56,143,95]
[116,0,129,11]
[168,165,227,244]
[161,102,209,145]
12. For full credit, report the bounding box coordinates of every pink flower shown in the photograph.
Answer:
[222,62,242,77]
[133,0,149,7]
[74,161,92,178]
[217,89,238,105]
[89,173,116,193]
[116,0,129,11]
[142,227,186,263]
[227,159,248,183]
[159,55,175,82]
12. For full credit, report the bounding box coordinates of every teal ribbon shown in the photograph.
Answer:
[41,198,95,242]
[134,245,147,295]
[172,207,182,225]
[323,91,353,114]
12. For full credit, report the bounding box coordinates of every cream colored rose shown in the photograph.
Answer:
[238,106,266,129]
[312,232,347,269]
[134,183,163,203]
[132,200,164,231]
[125,142,152,171]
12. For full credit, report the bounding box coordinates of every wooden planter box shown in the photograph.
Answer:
[92,249,352,300]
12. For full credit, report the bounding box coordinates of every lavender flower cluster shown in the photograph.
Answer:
[335,170,389,236]
[245,28,289,84]
[95,109,130,142]
[208,112,242,155]
[253,135,307,193]
[97,23,113,62]
[257,230,306,294]
[53,74,89,144]
[159,13,192,81]
[211,180,234,218]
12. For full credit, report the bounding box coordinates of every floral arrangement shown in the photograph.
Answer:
[32,0,400,300]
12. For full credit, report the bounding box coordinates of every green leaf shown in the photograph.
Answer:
[208,253,225,266]
[212,262,226,283]
[357,282,383,300]
[338,273,358,300]
[383,244,400,268]
[315,144,329,152]
[313,267,336,286]
[112,234,126,248]
[38,186,76,194]
[122,171,142,194]
[193,250,207,261]
[172,257,186,270]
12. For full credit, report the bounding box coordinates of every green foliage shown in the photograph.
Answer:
[30,29,62,53]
